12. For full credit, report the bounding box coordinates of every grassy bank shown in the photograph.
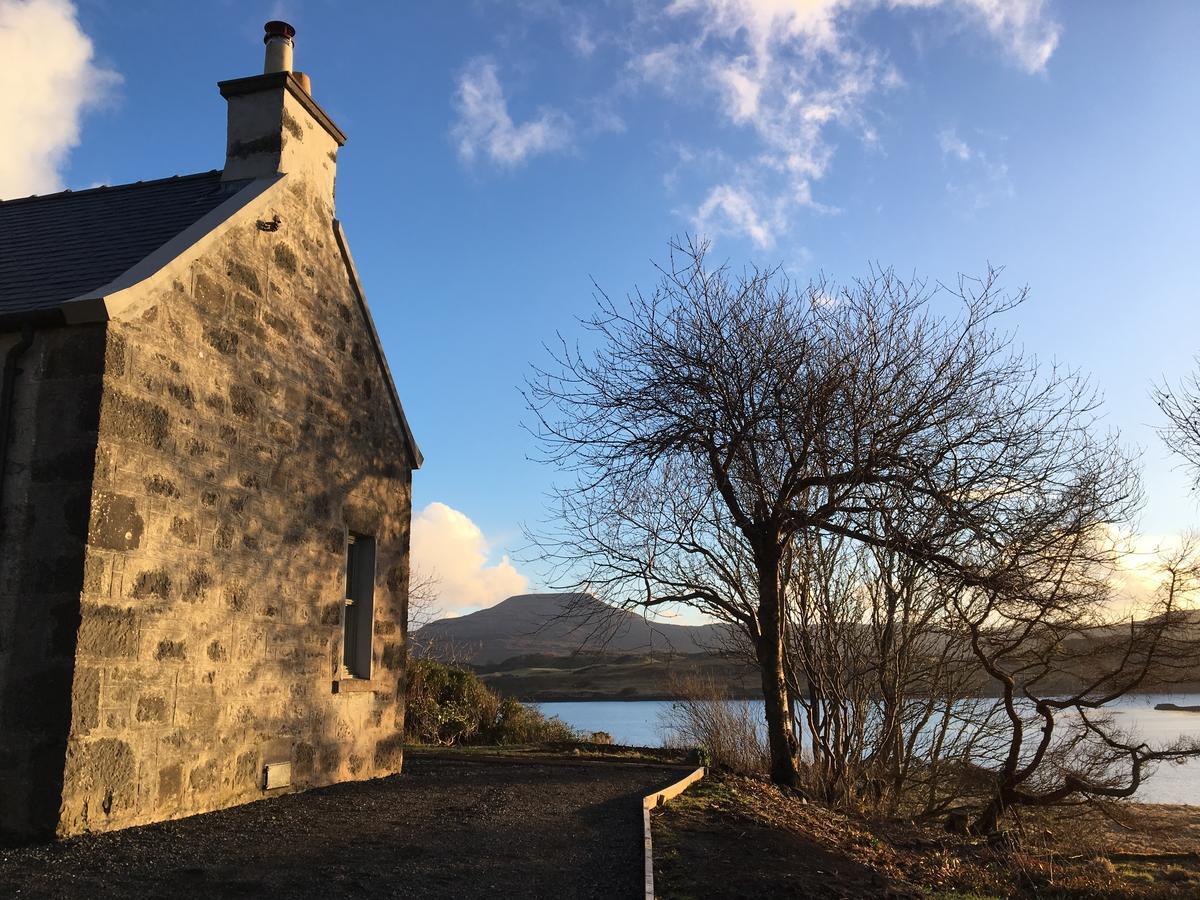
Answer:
[653,773,1200,899]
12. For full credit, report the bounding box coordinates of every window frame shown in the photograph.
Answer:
[340,532,377,681]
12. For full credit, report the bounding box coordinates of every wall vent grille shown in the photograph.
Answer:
[264,761,292,790]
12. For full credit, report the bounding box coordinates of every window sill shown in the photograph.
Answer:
[332,678,375,695]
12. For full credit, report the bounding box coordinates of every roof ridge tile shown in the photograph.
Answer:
[0,170,223,207]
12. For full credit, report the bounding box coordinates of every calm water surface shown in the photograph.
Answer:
[539,694,1200,805]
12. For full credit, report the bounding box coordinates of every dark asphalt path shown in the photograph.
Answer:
[0,754,687,899]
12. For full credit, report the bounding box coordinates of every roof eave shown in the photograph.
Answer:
[59,174,285,325]
[332,219,424,470]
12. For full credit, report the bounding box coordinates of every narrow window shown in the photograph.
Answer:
[341,534,376,679]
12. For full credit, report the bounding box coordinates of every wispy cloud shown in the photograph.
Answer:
[937,125,1012,209]
[694,183,778,248]
[631,0,896,246]
[0,0,120,198]
[570,23,598,58]
[628,43,690,92]
[937,126,973,161]
[946,0,1061,74]
[454,0,1061,242]
[644,0,1058,245]
[411,502,529,613]
[452,57,572,168]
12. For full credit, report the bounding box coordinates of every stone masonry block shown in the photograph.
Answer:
[88,492,143,551]
[131,569,171,600]
[135,695,170,724]
[229,384,256,420]
[374,733,404,770]
[99,390,169,450]
[154,640,186,662]
[225,259,262,296]
[61,738,135,827]
[77,605,137,659]
[71,668,101,736]
[158,763,182,803]
[193,272,226,313]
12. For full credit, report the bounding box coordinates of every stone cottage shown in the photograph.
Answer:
[0,22,421,840]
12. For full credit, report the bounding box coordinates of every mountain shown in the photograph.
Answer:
[414,593,737,665]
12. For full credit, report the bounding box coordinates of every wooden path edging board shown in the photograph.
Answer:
[643,767,706,900]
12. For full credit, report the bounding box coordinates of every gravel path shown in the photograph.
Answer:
[0,754,687,899]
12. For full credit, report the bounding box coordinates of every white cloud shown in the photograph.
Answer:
[949,0,1060,74]
[643,1,1059,245]
[630,43,689,90]
[938,126,972,160]
[888,0,1059,72]
[588,103,627,135]
[452,57,572,168]
[649,0,1059,244]
[455,0,1061,243]
[716,63,762,124]
[647,0,892,245]
[0,0,119,198]
[694,183,776,247]
[410,502,529,613]
[669,0,850,56]
[570,24,598,58]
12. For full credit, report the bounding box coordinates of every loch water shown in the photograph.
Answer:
[539,693,1200,805]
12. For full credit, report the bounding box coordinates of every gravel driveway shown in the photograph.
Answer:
[0,754,687,899]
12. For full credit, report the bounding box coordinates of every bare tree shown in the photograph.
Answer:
[949,538,1200,833]
[527,237,1127,790]
[1155,363,1200,489]
[406,567,444,657]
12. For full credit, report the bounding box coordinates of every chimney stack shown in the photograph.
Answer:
[218,22,345,211]
[263,20,295,73]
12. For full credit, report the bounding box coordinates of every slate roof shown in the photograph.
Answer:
[0,171,250,322]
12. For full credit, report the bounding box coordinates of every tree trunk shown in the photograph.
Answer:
[972,796,1004,835]
[757,561,801,788]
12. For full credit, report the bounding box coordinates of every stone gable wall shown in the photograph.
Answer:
[58,178,412,836]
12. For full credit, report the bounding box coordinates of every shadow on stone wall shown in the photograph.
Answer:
[0,325,106,842]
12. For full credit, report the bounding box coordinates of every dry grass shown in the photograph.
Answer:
[658,676,769,775]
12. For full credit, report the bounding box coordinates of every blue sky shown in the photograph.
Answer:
[3,1,1198,613]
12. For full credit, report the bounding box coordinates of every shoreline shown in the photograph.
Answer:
[527,687,1200,703]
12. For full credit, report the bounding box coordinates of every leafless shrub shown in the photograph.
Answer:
[660,675,768,774]
[786,529,991,814]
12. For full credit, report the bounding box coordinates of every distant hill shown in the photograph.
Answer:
[473,650,762,702]
[414,593,738,665]
[413,593,1200,701]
